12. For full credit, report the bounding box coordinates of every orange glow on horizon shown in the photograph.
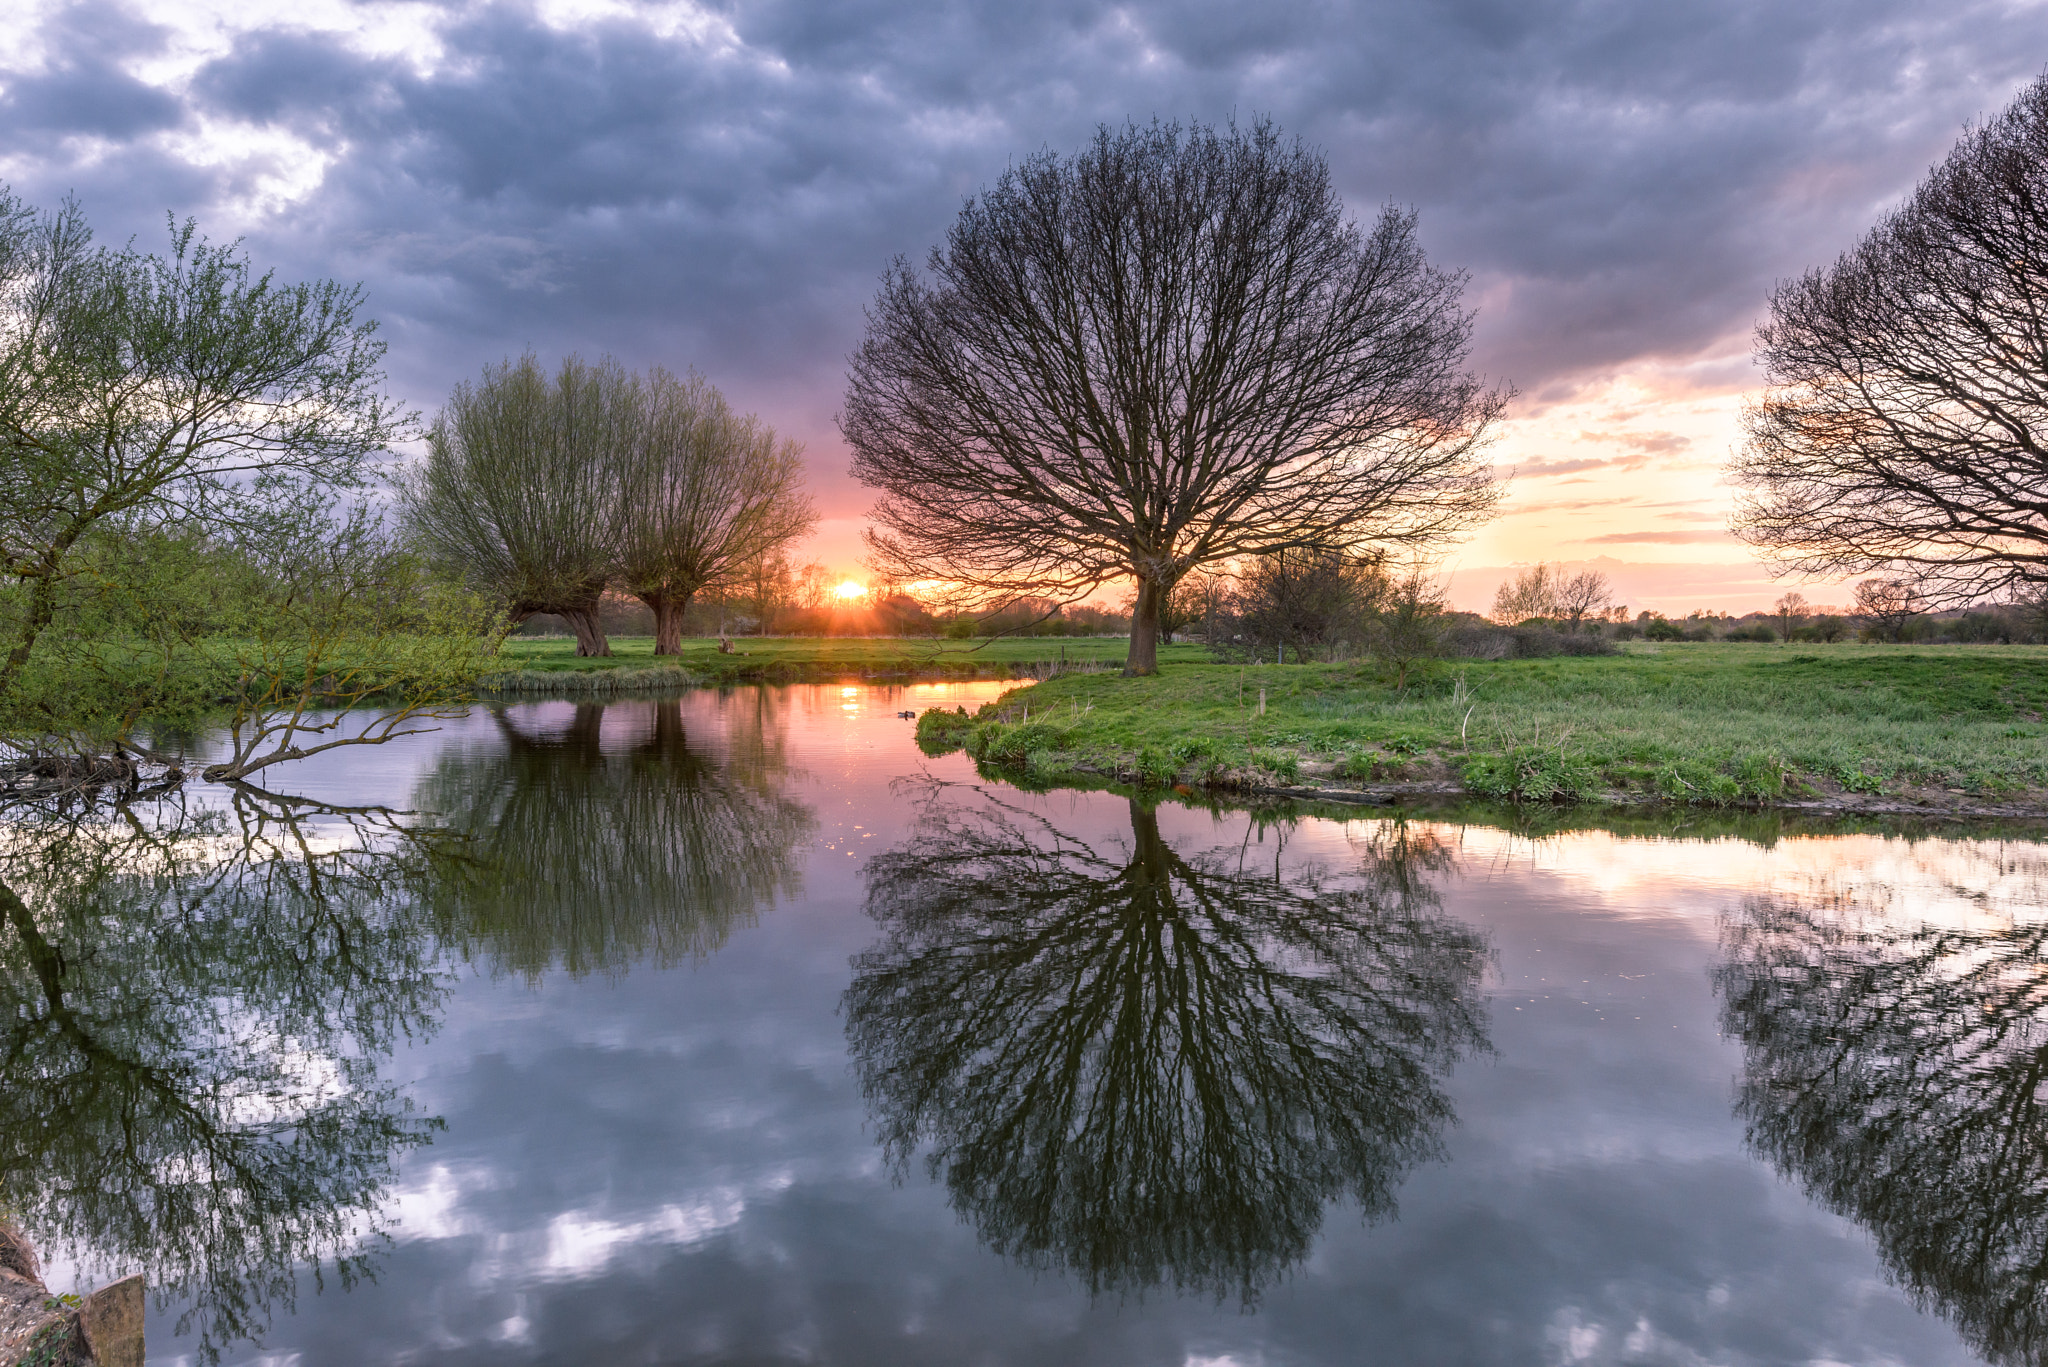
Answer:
[834,580,868,600]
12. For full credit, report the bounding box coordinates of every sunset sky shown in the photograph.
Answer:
[6,0,2043,613]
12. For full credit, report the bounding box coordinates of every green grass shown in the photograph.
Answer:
[912,642,2048,806]
[485,635,1205,687]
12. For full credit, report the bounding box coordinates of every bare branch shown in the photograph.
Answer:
[842,118,1507,674]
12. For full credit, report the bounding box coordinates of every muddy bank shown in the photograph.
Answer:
[0,1224,141,1367]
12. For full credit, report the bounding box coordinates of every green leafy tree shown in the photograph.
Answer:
[399,354,630,656]
[0,790,454,1362]
[0,194,404,727]
[613,371,815,654]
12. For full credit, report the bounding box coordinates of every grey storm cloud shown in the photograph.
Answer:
[1,0,2044,474]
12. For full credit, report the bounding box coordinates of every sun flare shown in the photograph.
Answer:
[834,580,868,600]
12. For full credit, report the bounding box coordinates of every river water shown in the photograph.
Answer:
[5,682,2045,1366]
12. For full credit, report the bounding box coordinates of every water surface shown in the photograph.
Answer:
[3,683,2043,1366]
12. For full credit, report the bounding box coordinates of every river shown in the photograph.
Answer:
[2,682,2041,1365]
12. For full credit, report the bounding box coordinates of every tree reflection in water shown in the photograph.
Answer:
[416,696,815,979]
[845,784,1490,1303]
[0,787,453,1363]
[1717,845,2048,1366]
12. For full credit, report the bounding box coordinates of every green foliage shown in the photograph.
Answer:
[1461,745,1599,803]
[931,644,2048,806]
[1737,752,1789,799]
[915,705,977,754]
[0,191,506,778]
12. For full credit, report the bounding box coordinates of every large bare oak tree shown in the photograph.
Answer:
[1732,74,2048,605]
[842,119,1506,674]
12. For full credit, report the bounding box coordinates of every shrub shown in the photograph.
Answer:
[1737,752,1789,799]
[1441,625,1618,660]
[1643,617,1684,641]
[915,705,976,754]
[970,720,1064,762]
[1461,745,1599,802]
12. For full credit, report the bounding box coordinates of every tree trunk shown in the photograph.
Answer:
[1127,798,1170,885]
[1125,578,1163,676]
[557,603,612,657]
[637,591,694,656]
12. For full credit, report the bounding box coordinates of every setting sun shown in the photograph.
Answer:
[833,580,868,600]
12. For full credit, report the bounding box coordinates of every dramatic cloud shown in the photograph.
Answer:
[2,0,2043,594]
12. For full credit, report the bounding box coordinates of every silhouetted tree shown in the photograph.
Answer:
[1552,569,1613,633]
[845,787,1489,1302]
[1732,74,2048,605]
[1364,563,1451,688]
[1225,547,1383,662]
[1774,591,1809,642]
[844,119,1505,676]
[1489,563,1555,625]
[1854,577,1923,642]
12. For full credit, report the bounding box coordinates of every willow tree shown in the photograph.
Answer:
[613,371,815,654]
[1732,74,2048,605]
[0,194,403,721]
[400,354,631,656]
[843,118,1506,675]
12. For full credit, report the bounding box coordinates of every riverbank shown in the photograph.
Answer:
[911,643,2048,816]
[480,635,1208,691]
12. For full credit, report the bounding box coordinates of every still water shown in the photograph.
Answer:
[5,683,2046,1365]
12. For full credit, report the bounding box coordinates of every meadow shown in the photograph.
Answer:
[483,634,1209,689]
[911,642,2048,809]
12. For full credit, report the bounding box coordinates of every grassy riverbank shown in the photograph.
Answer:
[482,635,1207,690]
[913,643,2048,810]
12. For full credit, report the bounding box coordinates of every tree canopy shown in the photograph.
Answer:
[844,118,1505,674]
[0,192,435,760]
[1732,73,2048,605]
[403,356,813,656]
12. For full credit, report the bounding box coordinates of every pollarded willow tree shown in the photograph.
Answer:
[1732,73,2048,605]
[614,370,815,654]
[843,118,1507,675]
[402,357,814,657]
[401,354,634,656]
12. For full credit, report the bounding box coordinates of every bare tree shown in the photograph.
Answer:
[399,354,630,656]
[1489,563,1556,625]
[1365,563,1451,688]
[1854,578,1923,643]
[1226,548,1383,663]
[1774,591,1809,642]
[843,119,1506,675]
[613,371,815,655]
[1552,569,1613,633]
[1731,74,2048,605]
